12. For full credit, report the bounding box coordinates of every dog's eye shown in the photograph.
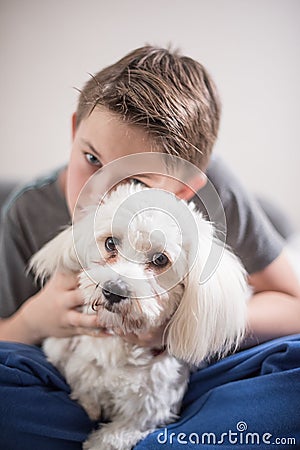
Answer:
[105,237,119,252]
[152,253,169,267]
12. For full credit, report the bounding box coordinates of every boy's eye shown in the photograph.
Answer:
[130,178,148,187]
[84,152,102,167]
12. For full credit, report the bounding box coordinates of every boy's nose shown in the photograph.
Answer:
[102,279,130,304]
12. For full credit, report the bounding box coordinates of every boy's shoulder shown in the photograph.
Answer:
[205,153,245,205]
[198,153,284,274]
[1,167,70,247]
[3,167,65,216]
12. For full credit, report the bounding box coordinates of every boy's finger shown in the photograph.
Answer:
[65,289,85,308]
[83,328,115,338]
[67,310,98,329]
[54,270,80,290]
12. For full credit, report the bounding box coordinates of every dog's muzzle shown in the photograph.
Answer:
[102,279,131,305]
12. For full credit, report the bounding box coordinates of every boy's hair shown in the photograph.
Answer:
[76,46,221,169]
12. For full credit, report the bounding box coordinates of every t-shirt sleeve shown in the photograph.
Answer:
[222,184,285,274]
[199,155,285,275]
[0,206,38,318]
[0,170,69,318]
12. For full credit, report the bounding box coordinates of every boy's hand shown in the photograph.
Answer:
[18,271,107,344]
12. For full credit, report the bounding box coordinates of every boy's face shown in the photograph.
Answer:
[66,108,206,214]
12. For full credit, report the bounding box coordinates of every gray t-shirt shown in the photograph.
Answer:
[0,156,284,318]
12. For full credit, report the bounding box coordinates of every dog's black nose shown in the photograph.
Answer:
[102,280,130,304]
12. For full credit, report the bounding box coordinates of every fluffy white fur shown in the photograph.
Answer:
[30,183,250,450]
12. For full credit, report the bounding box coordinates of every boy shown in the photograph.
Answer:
[0,46,299,448]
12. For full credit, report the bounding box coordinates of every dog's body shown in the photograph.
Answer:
[30,183,249,450]
[44,335,189,449]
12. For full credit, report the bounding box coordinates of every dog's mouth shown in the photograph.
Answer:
[92,293,130,315]
[92,294,138,323]
[91,290,155,333]
[102,300,124,313]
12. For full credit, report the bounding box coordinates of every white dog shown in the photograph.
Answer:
[30,182,249,450]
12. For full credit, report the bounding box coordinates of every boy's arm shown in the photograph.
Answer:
[203,155,300,346]
[246,250,300,345]
[0,181,101,344]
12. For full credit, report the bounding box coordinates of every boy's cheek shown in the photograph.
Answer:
[66,164,90,213]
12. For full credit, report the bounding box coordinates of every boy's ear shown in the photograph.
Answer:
[71,112,77,140]
[176,173,207,201]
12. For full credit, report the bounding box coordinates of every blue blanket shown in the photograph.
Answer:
[0,335,299,449]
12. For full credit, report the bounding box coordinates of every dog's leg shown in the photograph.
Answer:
[44,336,104,421]
[64,360,104,422]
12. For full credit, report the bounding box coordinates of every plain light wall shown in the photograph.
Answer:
[0,0,299,227]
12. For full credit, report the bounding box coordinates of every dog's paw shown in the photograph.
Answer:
[81,403,101,422]
[83,433,125,450]
[83,427,147,450]
[70,393,101,421]
[82,434,101,450]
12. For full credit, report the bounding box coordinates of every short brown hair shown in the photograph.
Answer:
[76,46,221,169]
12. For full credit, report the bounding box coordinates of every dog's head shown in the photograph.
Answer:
[30,182,249,365]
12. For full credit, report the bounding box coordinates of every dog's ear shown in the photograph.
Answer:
[166,215,249,366]
[28,225,81,282]
[29,206,98,282]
